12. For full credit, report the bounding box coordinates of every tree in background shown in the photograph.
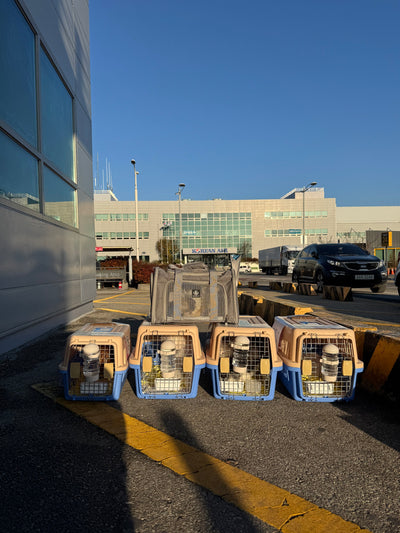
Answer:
[155,237,179,264]
[238,239,252,261]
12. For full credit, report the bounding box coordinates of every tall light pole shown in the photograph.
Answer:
[176,183,185,263]
[131,159,139,261]
[301,181,317,246]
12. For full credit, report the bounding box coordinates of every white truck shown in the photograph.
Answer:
[258,246,302,275]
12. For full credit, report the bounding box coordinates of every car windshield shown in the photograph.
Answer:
[317,244,368,256]
[287,251,300,260]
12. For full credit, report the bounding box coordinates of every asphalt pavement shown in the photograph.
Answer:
[0,283,399,533]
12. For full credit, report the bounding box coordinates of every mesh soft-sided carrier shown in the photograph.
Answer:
[129,322,205,399]
[59,322,131,401]
[272,315,363,402]
[206,315,282,400]
[149,259,240,324]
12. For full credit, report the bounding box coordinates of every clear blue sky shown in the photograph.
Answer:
[90,0,400,206]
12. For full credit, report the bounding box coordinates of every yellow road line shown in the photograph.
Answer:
[94,290,138,303]
[95,307,147,317]
[33,383,370,533]
[95,301,150,305]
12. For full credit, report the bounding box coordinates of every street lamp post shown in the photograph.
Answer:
[301,181,317,246]
[176,183,185,263]
[131,159,139,261]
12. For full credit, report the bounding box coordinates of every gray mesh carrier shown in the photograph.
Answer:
[150,260,240,324]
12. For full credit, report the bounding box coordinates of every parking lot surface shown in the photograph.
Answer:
[0,282,399,532]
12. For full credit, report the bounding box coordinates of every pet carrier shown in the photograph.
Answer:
[149,259,240,324]
[59,322,131,401]
[206,315,282,400]
[272,315,363,402]
[129,322,205,399]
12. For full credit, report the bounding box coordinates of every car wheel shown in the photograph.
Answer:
[315,270,324,293]
[370,284,386,294]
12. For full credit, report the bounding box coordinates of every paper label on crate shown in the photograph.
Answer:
[296,321,345,329]
[92,327,114,333]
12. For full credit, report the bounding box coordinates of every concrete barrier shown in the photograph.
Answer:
[269,281,282,291]
[238,290,399,402]
[297,283,318,296]
[323,285,353,301]
[282,282,297,293]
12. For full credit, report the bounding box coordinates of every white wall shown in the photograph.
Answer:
[0,0,95,355]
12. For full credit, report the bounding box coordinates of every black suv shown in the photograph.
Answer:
[292,243,387,293]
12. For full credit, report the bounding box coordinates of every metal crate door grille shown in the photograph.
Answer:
[140,334,194,394]
[68,344,115,396]
[218,334,272,396]
[300,337,354,398]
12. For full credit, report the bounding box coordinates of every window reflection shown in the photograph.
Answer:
[40,48,74,180]
[43,166,76,227]
[0,0,37,147]
[0,131,39,211]
[0,1,77,229]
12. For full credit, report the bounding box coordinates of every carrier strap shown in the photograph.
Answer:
[173,268,183,320]
[209,270,218,320]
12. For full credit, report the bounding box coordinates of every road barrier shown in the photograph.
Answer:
[323,285,353,301]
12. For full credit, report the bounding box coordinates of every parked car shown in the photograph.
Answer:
[292,243,388,293]
[239,264,252,273]
[395,263,400,296]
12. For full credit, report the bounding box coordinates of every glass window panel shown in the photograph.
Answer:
[0,1,37,147]
[0,131,39,211]
[43,166,76,226]
[40,48,73,179]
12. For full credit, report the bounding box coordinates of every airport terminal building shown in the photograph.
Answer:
[0,0,94,354]
[94,188,400,266]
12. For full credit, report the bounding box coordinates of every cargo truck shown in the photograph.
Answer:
[258,246,302,275]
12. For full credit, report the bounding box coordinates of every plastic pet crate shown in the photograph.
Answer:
[272,315,363,402]
[206,315,282,400]
[129,322,205,399]
[149,259,240,325]
[59,322,131,401]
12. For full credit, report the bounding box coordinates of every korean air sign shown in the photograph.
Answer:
[183,247,237,255]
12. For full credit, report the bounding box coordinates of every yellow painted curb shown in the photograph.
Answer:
[361,336,400,393]
[32,382,371,533]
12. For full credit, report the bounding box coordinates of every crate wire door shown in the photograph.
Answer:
[217,332,272,397]
[300,335,355,399]
[140,332,195,395]
[68,343,115,397]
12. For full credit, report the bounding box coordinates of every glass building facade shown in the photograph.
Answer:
[0,0,94,355]
[0,0,76,225]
